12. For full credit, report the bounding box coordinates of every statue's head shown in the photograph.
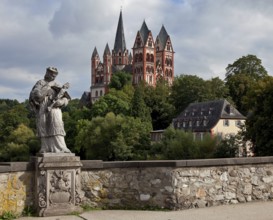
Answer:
[44,67,58,82]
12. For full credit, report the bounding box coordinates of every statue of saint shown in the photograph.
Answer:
[29,67,71,153]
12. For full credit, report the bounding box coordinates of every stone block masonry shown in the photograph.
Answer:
[1,157,273,216]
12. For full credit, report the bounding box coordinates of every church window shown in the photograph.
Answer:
[151,54,154,62]
[146,53,150,62]
[149,76,153,84]
[139,53,143,62]
[148,38,153,47]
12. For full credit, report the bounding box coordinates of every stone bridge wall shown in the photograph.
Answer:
[1,157,273,215]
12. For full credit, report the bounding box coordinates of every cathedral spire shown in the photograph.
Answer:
[113,10,126,53]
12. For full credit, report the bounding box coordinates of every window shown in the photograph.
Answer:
[196,121,200,127]
[189,121,192,127]
[95,91,98,97]
[236,120,242,127]
[183,122,186,127]
[223,119,229,127]
[177,122,180,128]
[100,90,103,96]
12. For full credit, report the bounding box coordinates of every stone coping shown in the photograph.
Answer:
[1,156,273,173]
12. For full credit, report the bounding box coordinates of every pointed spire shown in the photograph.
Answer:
[156,25,169,50]
[128,52,133,64]
[113,10,126,53]
[92,47,99,58]
[103,43,111,56]
[139,20,150,44]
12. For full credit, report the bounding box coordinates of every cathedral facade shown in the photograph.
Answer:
[90,11,174,103]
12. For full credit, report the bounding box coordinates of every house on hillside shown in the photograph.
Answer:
[172,99,246,140]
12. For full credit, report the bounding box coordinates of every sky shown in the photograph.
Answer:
[1,0,273,102]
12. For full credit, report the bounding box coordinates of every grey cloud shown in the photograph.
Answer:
[1,0,273,102]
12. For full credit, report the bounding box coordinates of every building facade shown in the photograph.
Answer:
[172,99,246,140]
[90,11,174,103]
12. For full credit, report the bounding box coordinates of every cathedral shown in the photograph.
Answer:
[90,10,174,103]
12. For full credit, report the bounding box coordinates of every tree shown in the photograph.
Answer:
[144,78,175,130]
[109,71,132,90]
[75,112,152,160]
[214,135,240,158]
[244,76,273,156]
[170,75,207,115]
[205,77,230,101]
[225,54,268,80]
[131,84,151,123]
[91,87,133,117]
[0,124,37,161]
[170,75,228,115]
[153,127,217,160]
[225,55,268,115]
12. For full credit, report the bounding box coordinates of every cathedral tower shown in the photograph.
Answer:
[112,10,129,70]
[132,21,156,86]
[155,25,174,85]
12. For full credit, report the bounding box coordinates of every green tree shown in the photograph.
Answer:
[214,135,239,158]
[153,127,217,160]
[91,87,133,117]
[244,76,273,156]
[225,54,268,80]
[131,84,151,123]
[109,71,132,90]
[170,75,208,115]
[205,77,230,101]
[0,124,37,161]
[225,54,268,115]
[75,112,152,161]
[144,79,175,130]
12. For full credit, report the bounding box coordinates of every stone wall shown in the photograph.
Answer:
[1,157,273,215]
[0,162,34,216]
[81,158,273,210]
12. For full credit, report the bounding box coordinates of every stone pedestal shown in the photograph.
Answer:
[33,153,83,217]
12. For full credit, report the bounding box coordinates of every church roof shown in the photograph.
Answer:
[103,43,111,56]
[173,99,246,132]
[156,25,169,51]
[139,20,150,44]
[92,47,99,58]
[113,11,127,53]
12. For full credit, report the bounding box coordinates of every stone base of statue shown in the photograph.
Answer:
[33,153,83,217]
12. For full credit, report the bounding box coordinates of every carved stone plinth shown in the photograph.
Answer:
[33,153,83,217]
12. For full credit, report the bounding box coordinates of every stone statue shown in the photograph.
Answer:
[29,67,71,153]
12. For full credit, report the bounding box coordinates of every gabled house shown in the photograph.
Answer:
[172,99,246,140]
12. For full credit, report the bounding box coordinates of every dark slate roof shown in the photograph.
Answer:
[156,25,169,51]
[80,91,91,106]
[112,64,133,74]
[103,43,111,56]
[128,52,132,63]
[173,99,246,132]
[113,11,127,53]
[139,20,150,44]
[92,47,99,58]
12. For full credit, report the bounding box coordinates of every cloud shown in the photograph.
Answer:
[1,0,273,102]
